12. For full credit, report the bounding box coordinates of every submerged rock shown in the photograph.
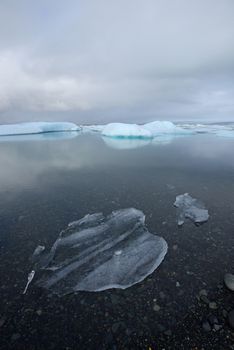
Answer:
[34,208,168,295]
[174,193,209,226]
[224,273,234,291]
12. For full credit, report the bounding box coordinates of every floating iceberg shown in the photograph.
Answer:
[144,121,190,136]
[214,130,234,138]
[0,122,80,137]
[102,123,153,139]
[34,208,168,295]
[174,193,209,226]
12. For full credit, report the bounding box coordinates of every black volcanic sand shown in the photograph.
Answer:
[0,133,234,349]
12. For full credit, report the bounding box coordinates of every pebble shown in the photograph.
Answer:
[11,333,21,342]
[0,318,6,327]
[200,295,210,304]
[208,315,218,325]
[202,321,211,332]
[213,324,222,331]
[153,304,161,312]
[199,289,208,297]
[112,323,120,333]
[228,310,234,329]
[222,309,228,318]
[159,292,165,299]
[36,309,42,316]
[224,273,234,291]
[209,302,218,310]
[164,330,172,336]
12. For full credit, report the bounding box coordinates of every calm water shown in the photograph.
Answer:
[0,133,234,349]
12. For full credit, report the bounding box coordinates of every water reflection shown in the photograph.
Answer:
[102,136,151,149]
[0,134,234,193]
[0,131,80,143]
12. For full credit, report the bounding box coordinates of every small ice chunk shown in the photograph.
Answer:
[114,250,122,256]
[102,123,153,139]
[174,193,209,226]
[35,208,168,295]
[23,270,35,294]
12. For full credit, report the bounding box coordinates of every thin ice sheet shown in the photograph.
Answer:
[35,208,168,295]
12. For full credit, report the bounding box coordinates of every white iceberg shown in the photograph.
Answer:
[144,121,192,136]
[102,123,153,139]
[174,193,209,226]
[0,122,80,137]
[34,208,168,295]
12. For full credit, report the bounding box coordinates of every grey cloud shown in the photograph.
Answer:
[0,0,234,123]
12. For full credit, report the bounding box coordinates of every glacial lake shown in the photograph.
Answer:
[0,132,234,349]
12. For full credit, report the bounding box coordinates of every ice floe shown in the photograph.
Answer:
[174,193,209,226]
[0,122,80,136]
[33,208,168,295]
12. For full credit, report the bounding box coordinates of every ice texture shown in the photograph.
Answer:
[102,123,153,139]
[82,125,105,133]
[144,121,190,136]
[0,122,80,136]
[214,130,234,138]
[174,193,209,226]
[35,208,168,295]
[31,245,45,262]
[23,270,35,294]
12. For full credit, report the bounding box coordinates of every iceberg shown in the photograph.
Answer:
[0,122,80,137]
[101,121,194,139]
[174,193,209,226]
[102,123,153,139]
[214,130,234,138]
[144,121,192,136]
[34,208,168,295]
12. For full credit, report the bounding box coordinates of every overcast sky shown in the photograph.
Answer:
[0,0,234,124]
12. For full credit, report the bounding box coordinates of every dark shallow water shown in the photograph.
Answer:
[0,133,234,349]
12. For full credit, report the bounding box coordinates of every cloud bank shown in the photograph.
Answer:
[0,0,234,123]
